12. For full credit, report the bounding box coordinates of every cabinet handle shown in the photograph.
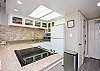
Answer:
[79,43,82,45]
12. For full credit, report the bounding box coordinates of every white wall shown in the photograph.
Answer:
[65,10,87,68]
[65,11,79,52]
[53,18,65,26]
[0,7,8,25]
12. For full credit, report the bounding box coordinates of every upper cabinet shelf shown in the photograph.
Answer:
[8,14,53,29]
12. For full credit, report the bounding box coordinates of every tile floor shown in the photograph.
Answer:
[79,57,100,71]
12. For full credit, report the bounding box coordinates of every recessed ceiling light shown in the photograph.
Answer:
[29,5,53,18]
[41,12,62,20]
[97,2,100,6]
[14,9,19,12]
[17,0,22,5]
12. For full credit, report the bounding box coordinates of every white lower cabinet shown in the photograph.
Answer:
[48,62,64,71]
[43,60,64,71]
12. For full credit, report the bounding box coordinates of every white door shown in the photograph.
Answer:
[88,21,100,59]
[94,23,100,59]
[51,24,64,38]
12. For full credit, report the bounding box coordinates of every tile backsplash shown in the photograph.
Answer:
[0,25,45,41]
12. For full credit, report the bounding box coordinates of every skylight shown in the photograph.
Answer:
[29,5,53,18]
[28,5,62,20]
[41,12,61,20]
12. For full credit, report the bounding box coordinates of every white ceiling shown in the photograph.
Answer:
[6,0,100,20]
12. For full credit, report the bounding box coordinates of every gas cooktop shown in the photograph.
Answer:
[14,46,55,66]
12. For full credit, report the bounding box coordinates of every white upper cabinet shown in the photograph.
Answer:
[8,14,49,29]
[8,14,24,26]
[42,21,48,29]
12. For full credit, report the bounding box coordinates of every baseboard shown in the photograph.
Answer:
[84,55,100,61]
[89,57,100,61]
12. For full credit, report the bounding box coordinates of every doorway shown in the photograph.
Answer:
[94,22,100,59]
[88,20,100,59]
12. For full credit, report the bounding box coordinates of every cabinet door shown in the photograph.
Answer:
[25,19,33,25]
[48,62,64,71]
[51,25,64,38]
[35,21,41,27]
[48,23,51,28]
[42,22,47,28]
[12,16,23,24]
[52,22,54,27]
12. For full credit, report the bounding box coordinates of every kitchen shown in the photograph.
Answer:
[0,0,100,71]
[0,0,64,71]
[0,12,64,71]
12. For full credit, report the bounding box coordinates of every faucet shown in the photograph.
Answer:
[50,49,56,54]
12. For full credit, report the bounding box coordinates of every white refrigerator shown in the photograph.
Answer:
[51,24,65,55]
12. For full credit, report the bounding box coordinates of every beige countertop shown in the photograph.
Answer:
[0,42,63,71]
